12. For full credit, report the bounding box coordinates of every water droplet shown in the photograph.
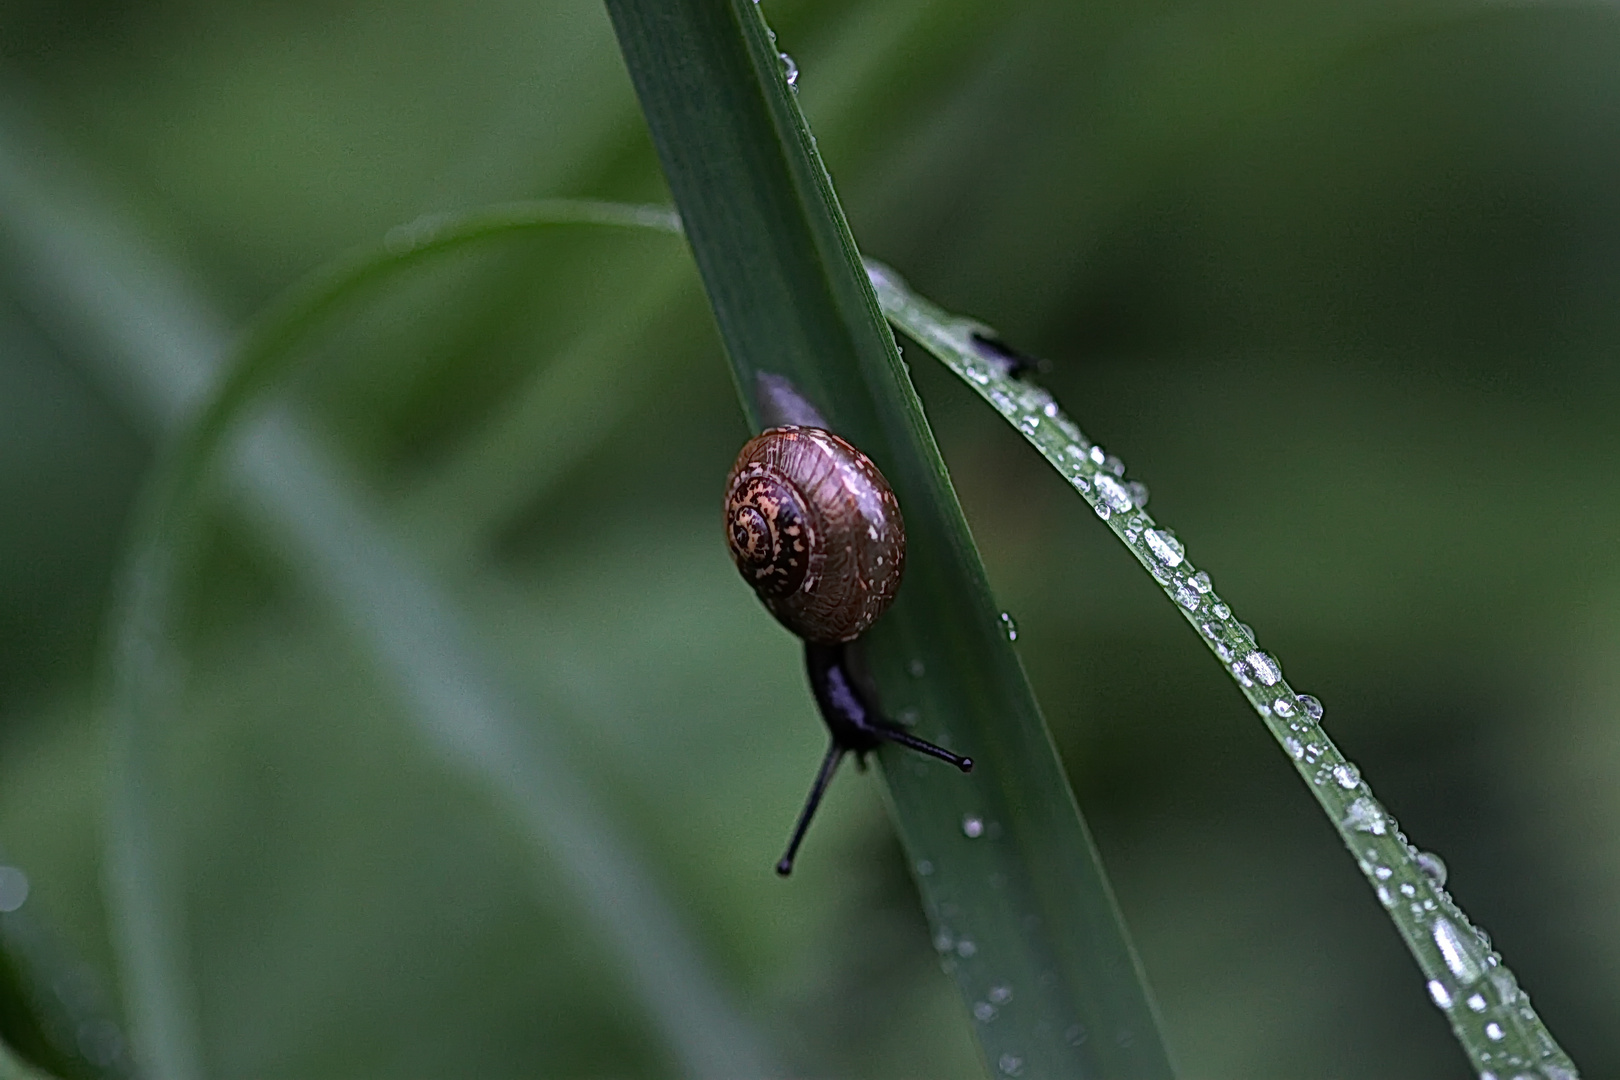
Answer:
[1416,851,1449,888]
[1126,480,1150,508]
[0,867,26,913]
[1000,612,1019,641]
[1018,414,1039,435]
[962,815,986,838]
[1376,885,1393,907]
[1190,570,1212,593]
[1333,762,1361,789]
[1467,993,1488,1013]
[1434,917,1486,984]
[1485,1022,1505,1042]
[908,658,926,678]
[1094,503,1110,520]
[1428,980,1455,1009]
[1103,455,1126,477]
[1245,651,1281,686]
[1230,660,1254,687]
[1200,622,1219,639]
[957,939,977,958]
[1238,621,1257,642]
[1065,444,1086,461]
[1094,474,1133,513]
[1272,697,1296,718]
[1088,445,1106,465]
[934,931,953,953]
[1123,517,1145,543]
[1283,736,1304,759]
[778,52,799,90]
[1042,401,1060,418]
[1174,580,1202,611]
[916,860,934,876]
[998,1053,1025,1076]
[1298,694,1323,720]
[1212,602,1231,620]
[974,1001,996,1021]
[1344,796,1386,834]
[1214,642,1232,662]
[989,983,1012,1003]
[1401,882,1418,897]
[1145,529,1185,567]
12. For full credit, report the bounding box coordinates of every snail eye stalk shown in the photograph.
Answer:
[776,743,846,876]
[775,643,971,875]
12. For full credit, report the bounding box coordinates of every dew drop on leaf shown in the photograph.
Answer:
[1094,474,1133,513]
[1145,528,1184,567]
[1245,651,1281,686]
[1428,980,1455,1009]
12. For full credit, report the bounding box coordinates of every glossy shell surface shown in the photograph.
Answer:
[724,426,905,643]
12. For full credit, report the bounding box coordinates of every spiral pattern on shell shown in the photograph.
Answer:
[724,426,905,643]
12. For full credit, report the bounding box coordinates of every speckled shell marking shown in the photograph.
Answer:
[724,426,905,643]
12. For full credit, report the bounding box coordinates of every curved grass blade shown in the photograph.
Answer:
[104,200,780,1080]
[605,2,1178,1077]
[870,259,1582,1080]
[0,157,763,1079]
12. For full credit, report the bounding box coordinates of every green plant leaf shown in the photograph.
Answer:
[870,259,1582,1080]
[93,201,784,1080]
[604,2,1177,1076]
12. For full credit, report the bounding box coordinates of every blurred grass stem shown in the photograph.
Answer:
[0,110,767,1080]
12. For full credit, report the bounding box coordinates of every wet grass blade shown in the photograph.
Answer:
[871,260,1582,1080]
[605,3,1178,1077]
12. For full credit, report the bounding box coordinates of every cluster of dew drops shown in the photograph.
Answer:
[880,297,1579,1079]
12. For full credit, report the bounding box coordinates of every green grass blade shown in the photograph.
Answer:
[0,135,764,1078]
[871,260,1582,1080]
[605,3,1178,1077]
[105,202,777,1080]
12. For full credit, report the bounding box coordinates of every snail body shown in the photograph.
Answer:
[723,424,972,876]
[724,426,904,643]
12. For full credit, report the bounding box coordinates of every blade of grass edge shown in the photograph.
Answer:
[870,259,1581,1080]
[603,4,1178,1077]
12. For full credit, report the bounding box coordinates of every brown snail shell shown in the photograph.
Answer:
[724,426,905,644]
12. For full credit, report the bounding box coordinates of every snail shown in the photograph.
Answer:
[725,425,974,876]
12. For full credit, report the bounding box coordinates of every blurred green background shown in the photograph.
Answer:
[0,0,1617,1077]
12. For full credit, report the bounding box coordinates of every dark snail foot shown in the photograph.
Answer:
[776,642,972,875]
